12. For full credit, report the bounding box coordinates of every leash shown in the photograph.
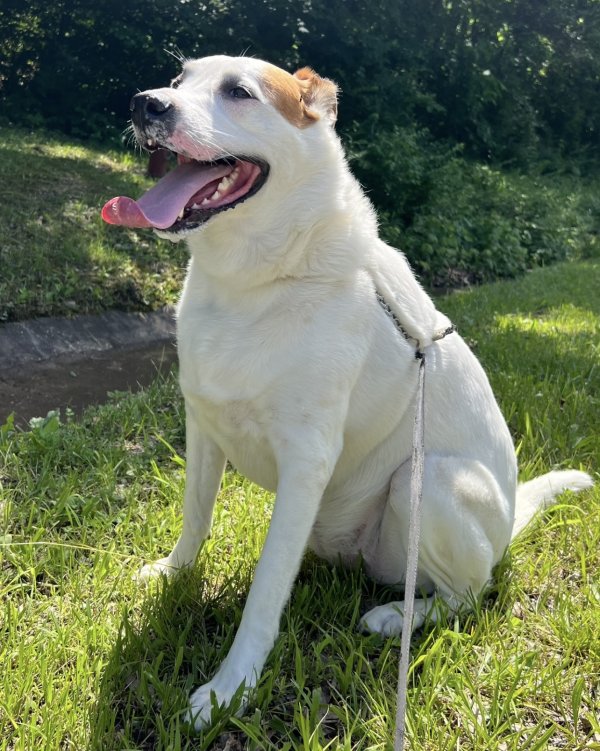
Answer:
[376,291,455,751]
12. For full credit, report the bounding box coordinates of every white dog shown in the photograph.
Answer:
[102,55,593,728]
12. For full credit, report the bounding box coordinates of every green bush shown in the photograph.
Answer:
[403,165,526,285]
[346,124,600,286]
[2,1,600,160]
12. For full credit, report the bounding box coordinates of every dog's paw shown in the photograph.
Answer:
[137,557,181,582]
[186,674,249,730]
[359,603,406,637]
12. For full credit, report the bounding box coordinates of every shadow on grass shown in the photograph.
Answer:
[89,556,370,748]
[87,545,519,750]
[89,564,250,750]
[440,264,600,471]
[470,326,598,472]
[441,259,600,322]
[0,141,187,321]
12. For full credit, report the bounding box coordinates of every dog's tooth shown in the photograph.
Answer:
[216,176,232,193]
[218,169,240,192]
[201,198,211,206]
[210,190,221,201]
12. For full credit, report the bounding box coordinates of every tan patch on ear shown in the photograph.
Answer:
[262,64,338,128]
[294,67,338,125]
[262,64,319,128]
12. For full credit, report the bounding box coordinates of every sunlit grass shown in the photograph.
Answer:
[0,126,187,322]
[1,261,599,749]
[496,304,598,337]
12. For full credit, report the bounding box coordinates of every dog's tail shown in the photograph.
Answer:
[512,469,594,540]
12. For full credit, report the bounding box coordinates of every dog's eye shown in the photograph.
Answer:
[229,86,254,100]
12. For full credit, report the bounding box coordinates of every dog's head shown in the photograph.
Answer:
[102,56,339,239]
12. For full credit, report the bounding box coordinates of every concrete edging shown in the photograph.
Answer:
[0,307,177,367]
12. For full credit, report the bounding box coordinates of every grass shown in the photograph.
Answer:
[1,124,599,322]
[0,126,187,322]
[1,260,598,749]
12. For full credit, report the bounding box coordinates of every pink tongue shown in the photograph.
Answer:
[101,162,231,229]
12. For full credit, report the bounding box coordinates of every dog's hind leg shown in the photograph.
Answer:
[138,403,226,579]
[359,455,514,636]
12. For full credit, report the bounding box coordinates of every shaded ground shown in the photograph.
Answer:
[0,343,177,427]
[0,308,177,427]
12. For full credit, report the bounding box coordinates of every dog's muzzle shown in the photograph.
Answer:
[102,87,270,233]
[130,92,174,132]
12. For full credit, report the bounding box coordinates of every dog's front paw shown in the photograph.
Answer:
[137,556,181,582]
[186,674,249,730]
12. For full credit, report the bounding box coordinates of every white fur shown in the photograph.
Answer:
[135,55,593,728]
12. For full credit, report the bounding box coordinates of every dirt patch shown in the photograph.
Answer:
[0,308,178,427]
[0,344,178,428]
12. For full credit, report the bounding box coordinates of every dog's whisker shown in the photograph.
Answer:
[181,131,237,162]
[165,46,188,65]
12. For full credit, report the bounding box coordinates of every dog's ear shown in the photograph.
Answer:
[294,67,339,126]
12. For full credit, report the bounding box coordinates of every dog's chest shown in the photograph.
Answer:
[178,288,301,386]
[179,319,274,427]
[181,366,280,492]
[176,297,303,487]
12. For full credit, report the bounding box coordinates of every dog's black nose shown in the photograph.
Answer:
[130,92,174,128]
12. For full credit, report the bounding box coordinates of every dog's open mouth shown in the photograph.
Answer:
[102,153,269,232]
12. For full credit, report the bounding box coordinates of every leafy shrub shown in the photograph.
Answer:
[346,124,599,286]
[402,160,527,285]
[3,0,599,160]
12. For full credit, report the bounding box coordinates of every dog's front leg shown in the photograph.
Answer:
[188,426,343,729]
[139,403,226,579]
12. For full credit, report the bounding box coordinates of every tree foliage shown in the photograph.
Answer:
[2,0,599,159]
[1,0,599,286]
